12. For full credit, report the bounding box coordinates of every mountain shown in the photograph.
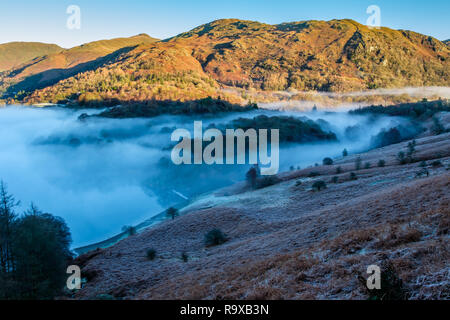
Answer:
[171,19,449,91]
[0,42,62,72]
[0,34,158,98]
[1,19,449,105]
[444,39,450,46]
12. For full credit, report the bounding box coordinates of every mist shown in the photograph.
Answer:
[0,105,418,247]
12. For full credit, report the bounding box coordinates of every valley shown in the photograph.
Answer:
[0,13,448,302]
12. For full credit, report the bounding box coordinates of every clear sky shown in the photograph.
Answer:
[0,0,448,48]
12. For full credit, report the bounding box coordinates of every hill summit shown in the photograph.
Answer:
[0,42,62,72]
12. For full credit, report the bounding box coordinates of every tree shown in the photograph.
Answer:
[12,204,72,300]
[181,252,189,263]
[343,149,348,157]
[166,207,179,220]
[323,157,334,166]
[0,181,19,276]
[122,225,137,236]
[0,183,72,300]
[397,151,407,165]
[431,117,445,135]
[312,181,327,191]
[355,157,362,170]
[407,140,417,162]
[246,166,259,189]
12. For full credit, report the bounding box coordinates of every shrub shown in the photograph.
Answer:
[350,172,358,181]
[146,248,157,261]
[255,176,281,189]
[336,166,342,174]
[312,180,327,191]
[355,157,362,170]
[308,171,321,178]
[378,160,386,167]
[432,160,442,168]
[416,169,429,178]
[295,180,303,187]
[359,261,407,300]
[323,157,334,166]
[331,176,339,184]
[181,252,189,263]
[365,162,371,169]
[419,161,427,168]
[204,229,227,247]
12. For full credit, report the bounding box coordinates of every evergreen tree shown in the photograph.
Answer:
[166,207,179,220]
[0,181,18,275]
[12,204,72,299]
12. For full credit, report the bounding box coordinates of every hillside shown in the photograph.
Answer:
[444,39,450,46]
[72,131,450,300]
[6,19,448,106]
[0,34,158,98]
[0,42,62,72]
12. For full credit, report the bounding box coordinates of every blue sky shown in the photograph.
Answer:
[0,0,448,48]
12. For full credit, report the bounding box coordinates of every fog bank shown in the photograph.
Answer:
[0,106,417,247]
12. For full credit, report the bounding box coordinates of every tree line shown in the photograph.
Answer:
[0,181,72,300]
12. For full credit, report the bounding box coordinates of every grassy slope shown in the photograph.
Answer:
[18,19,450,105]
[73,132,450,300]
[0,42,62,72]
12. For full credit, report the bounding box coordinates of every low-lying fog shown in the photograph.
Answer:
[0,105,415,247]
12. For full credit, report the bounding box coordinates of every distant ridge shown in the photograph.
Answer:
[0,34,158,96]
[0,42,62,72]
[1,19,448,105]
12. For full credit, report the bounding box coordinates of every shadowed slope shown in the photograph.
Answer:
[0,34,158,97]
